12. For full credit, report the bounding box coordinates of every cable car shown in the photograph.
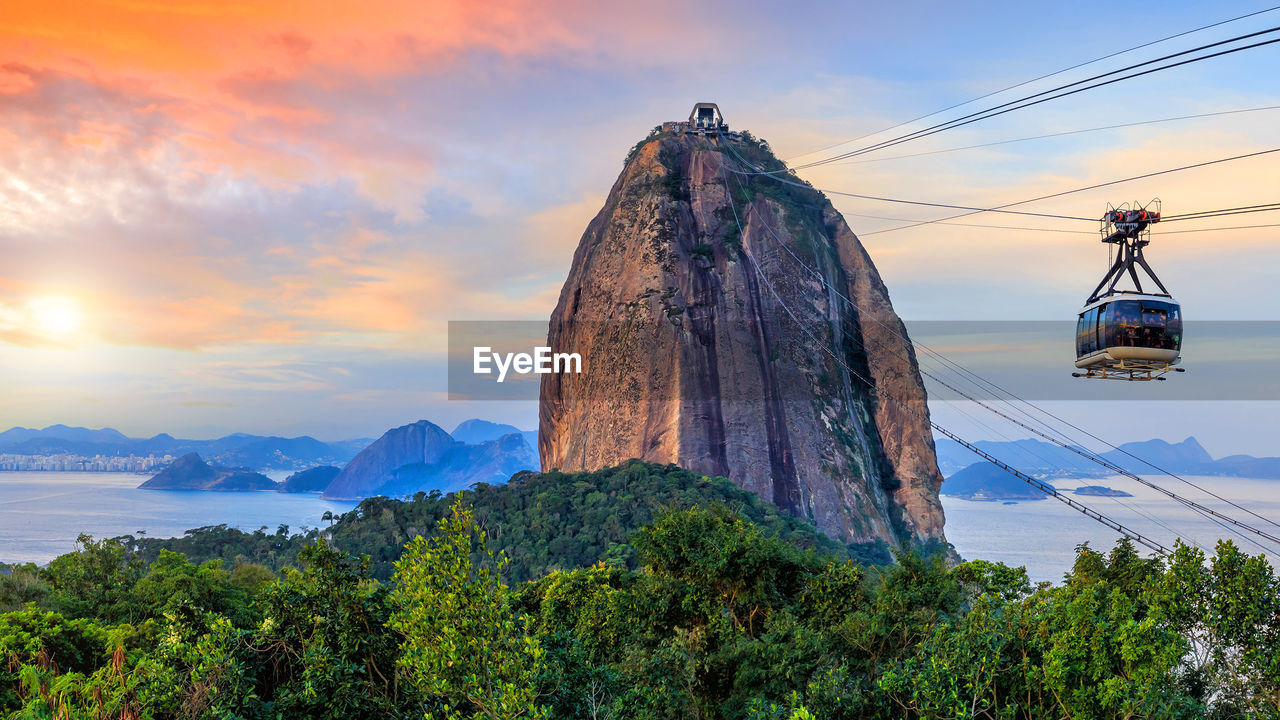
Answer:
[1072,201,1184,381]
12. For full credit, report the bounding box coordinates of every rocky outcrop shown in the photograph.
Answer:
[539,130,948,552]
[279,465,340,493]
[322,421,538,499]
[940,462,1047,502]
[377,433,539,497]
[323,420,456,499]
[450,419,523,444]
[139,452,276,491]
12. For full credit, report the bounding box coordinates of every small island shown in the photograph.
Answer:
[940,462,1048,502]
[1072,485,1134,497]
[138,452,276,491]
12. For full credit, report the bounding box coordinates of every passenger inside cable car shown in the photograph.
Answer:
[1075,298,1182,359]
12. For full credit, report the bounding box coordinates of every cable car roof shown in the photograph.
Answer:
[1078,291,1179,314]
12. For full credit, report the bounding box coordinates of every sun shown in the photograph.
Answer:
[28,297,83,337]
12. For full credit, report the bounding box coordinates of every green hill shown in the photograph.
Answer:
[121,460,888,581]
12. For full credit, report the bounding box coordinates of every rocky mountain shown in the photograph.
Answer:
[1103,437,1213,474]
[322,420,538,499]
[450,419,522,444]
[936,435,1280,479]
[1213,454,1280,478]
[375,432,539,497]
[0,425,130,447]
[940,462,1046,502]
[214,436,338,470]
[138,453,276,491]
[0,424,366,470]
[324,421,456,498]
[538,127,947,553]
[934,437,1102,477]
[278,465,340,493]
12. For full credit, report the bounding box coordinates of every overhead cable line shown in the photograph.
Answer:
[851,222,1280,237]
[824,106,1280,166]
[935,394,1204,549]
[759,190,1095,221]
[783,28,1280,170]
[718,134,1280,551]
[716,158,1174,556]
[858,148,1280,236]
[1162,202,1280,222]
[785,6,1280,162]
[1162,222,1280,235]
[726,144,1280,235]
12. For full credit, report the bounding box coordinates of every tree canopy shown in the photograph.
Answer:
[2,462,1277,719]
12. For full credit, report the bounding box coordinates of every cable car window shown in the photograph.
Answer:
[1077,306,1101,356]
[1166,305,1182,347]
[1092,304,1105,355]
[1105,300,1142,348]
[1139,300,1181,350]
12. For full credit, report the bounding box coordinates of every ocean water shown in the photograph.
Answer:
[3,472,1275,582]
[0,472,356,565]
[942,475,1280,583]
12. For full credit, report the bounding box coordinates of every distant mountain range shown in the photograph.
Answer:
[450,419,539,452]
[0,424,373,470]
[0,418,541,499]
[0,419,540,475]
[935,436,1280,480]
[323,420,538,499]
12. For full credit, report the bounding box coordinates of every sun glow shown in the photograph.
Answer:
[28,297,83,337]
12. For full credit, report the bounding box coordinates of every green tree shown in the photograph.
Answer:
[391,501,548,720]
[251,540,408,718]
[131,549,256,627]
[44,535,145,624]
[0,564,49,613]
[1149,539,1280,717]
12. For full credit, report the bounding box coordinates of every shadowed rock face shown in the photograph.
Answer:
[539,131,947,552]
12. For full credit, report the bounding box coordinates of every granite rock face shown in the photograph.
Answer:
[539,131,947,552]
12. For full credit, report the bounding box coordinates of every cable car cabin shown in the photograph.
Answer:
[1075,293,1182,380]
[1073,201,1184,381]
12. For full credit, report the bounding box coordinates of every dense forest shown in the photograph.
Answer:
[114,461,885,581]
[1,461,1277,719]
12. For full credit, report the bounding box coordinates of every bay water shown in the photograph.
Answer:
[0,472,355,565]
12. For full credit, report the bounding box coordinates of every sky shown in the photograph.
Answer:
[0,0,1277,454]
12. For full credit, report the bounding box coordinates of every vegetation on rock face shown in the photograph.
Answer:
[1,463,1278,719]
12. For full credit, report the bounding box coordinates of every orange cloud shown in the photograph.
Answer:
[0,0,579,81]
